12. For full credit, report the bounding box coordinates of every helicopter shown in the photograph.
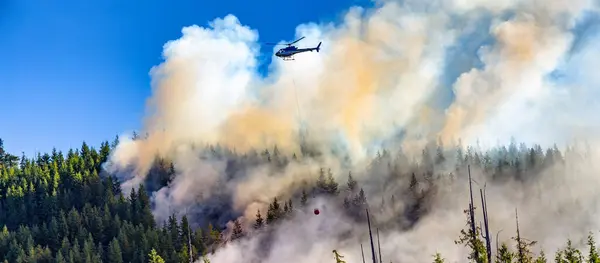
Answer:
[267,37,321,61]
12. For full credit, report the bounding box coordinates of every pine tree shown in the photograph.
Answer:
[181,215,191,247]
[555,250,565,263]
[343,197,351,209]
[167,214,181,250]
[435,144,446,165]
[283,202,289,213]
[6,239,25,263]
[272,197,281,214]
[300,189,308,207]
[535,250,547,263]
[316,168,327,192]
[346,172,357,192]
[82,235,95,263]
[587,232,600,263]
[107,238,123,263]
[254,210,264,229]
[496,243,514,263]
[148,248,165,263]
[409,173,418,190]
[179,244,190,263]
[231,219,243,240]
[266,197,281,224]
[354,188,366,206]
[55,250,66,263]
[433,252,445,263]
[455,208,488,263]
[562,240,584,263]
[208,224,221,249]
[138,186,155,229]
[325,168,339,195]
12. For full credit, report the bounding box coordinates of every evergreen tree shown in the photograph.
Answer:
[266,197,281,224]
[433,252,445,263]
[435,144,446,165]
[208,224,221,250]
[138,186,155,229]
[496,243,514,263]
[535,250,547,263]
[587,233,600,263]
[148,248,165,263]
[231,219,243,241]
[55,251,66,263]
[343,197,351,209]
[300,189,308,207]
[455,208,488,263]
[168,214,180,250]
[316,168,327,193]
[179,244,190,263]
[325,168,339,195]
[346,172,357,192]
[555,250,565,263]
[181,215,191,249]
[409,173,418,190]
[107,238,123,263]
[354,188,366,206]
[561,240,584,263]
[254,210,264,229]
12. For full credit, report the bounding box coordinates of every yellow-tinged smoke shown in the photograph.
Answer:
[111,2,456,179]
[104,0,600,216]
[102,0,600,261]
[438,12,573,144]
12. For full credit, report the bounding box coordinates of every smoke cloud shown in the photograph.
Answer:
[103,0,600,262]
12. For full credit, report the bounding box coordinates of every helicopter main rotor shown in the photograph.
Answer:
[266,36,306,47]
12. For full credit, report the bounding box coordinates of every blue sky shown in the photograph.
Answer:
[0,0,369,156]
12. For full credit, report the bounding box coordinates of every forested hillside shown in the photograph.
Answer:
[1,136,600,263]
[0,138,221,263]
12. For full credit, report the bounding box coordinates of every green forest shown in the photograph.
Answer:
[0,136,598,263]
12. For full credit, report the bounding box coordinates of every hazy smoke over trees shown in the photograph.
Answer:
[102,0,600,262]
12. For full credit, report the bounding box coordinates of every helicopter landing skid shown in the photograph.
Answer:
[283,57,295,61]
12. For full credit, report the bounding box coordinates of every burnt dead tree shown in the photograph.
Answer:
[480,187,492,262]
[366,208,378,263]
[468,165,481,262]
[361,243,366,263]
[377,228,383,263]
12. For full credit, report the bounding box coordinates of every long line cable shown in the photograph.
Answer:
[292,78,302,125]
[292,77,308,156]
[292,77,307,138]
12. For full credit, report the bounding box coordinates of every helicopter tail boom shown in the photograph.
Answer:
[316,42,321,52]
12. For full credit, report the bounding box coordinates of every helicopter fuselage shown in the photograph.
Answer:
[275,42,321,59]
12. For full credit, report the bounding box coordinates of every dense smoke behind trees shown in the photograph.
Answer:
[1,136,600,262]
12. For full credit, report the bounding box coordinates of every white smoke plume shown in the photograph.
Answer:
[103,0,600,262]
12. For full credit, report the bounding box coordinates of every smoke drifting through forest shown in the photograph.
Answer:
[103,0,600,262]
